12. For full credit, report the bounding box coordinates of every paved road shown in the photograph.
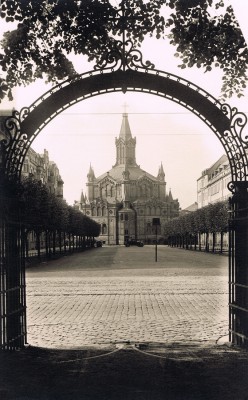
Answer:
[26,246,229,348]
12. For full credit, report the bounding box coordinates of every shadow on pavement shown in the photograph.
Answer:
[0,342,248,400]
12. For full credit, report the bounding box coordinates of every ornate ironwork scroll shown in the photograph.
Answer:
[2,76,248,189]
[94,3,155,73]
[1,108,31,179]
[221,104,248,192]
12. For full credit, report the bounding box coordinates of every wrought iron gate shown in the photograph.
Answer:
[229,182,248,346]
[0,6,248,348]
[0,178,27,349]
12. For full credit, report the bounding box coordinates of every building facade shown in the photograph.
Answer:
[76,113,179,245]
[197,154,231,208]
[22,148,64,197]
[1,110,64,251]
[1,110,64,197]
[197,153,231,252]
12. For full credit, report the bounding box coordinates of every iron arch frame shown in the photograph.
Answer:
[2,66,248,190]
[1,62,248,349]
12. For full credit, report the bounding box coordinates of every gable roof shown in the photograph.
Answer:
[96,164,158,184]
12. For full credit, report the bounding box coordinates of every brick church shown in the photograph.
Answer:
[76,113,180,245]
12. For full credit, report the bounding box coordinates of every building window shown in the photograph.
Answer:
[23,162,29,173]
[125,214,128,221]
[102,224,107,234]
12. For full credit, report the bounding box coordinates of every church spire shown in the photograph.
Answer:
[115,113,137,166]
[80,190,85,204]
[119,112,132,140]
[87,163,95,182]
[168,188,173,201]
[157,162,165,181]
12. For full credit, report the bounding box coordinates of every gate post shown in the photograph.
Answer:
[229,182,248,346]
[0,172,27,350]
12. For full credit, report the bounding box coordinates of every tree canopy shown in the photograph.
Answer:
[0,0,247,102]
[21,176,100,237]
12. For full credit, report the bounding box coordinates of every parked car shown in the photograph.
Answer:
[125,239,144,247]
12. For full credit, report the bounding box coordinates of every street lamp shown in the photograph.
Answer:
[152,218,160,262]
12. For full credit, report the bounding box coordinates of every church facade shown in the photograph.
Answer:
[76,113,180,245]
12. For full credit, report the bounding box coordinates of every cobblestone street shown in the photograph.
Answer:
[26,246,229,348]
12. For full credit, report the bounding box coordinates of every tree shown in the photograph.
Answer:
[20,176,100,257]
[167,0,247,99]
[164,200,229,253]
[0,0,247,102]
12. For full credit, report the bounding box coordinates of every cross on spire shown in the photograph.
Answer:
[122,102,129,115]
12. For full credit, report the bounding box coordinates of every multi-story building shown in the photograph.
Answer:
[1,110,64,197]
[197,154,231,208]
[76,113,180,245]
[22,148,64,197]
[1,110,64,251]
[197,154,231,252]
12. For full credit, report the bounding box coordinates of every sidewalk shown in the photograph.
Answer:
[0,341,248,399]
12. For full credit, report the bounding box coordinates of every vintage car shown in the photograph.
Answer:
[125,239,144,247]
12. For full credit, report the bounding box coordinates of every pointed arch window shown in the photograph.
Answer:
[147,223,151,234]
[102,207,107,216]
[102,224,107,234]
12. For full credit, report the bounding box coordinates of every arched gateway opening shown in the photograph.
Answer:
[0,56,248,349]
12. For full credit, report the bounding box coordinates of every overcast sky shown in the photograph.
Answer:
[1,1,248,209]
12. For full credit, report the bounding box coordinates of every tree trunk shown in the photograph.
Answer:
[25,230,29,259]
[58,231,62,254]
[36,230,41,260]
[52,231,56,255]
[198,233,201,252]
[205,232,209,252]
[220,231,223,254]
[45,230,49,259]
[63,231,67,253]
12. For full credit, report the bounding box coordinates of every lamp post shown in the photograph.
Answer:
[152,218,160,262]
